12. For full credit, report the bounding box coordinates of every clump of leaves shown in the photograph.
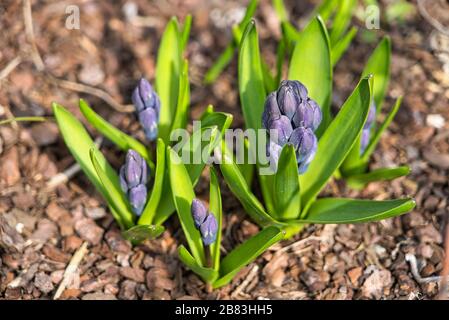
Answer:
[219,18,414,237]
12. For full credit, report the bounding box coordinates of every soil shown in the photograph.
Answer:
[1,0,449,300]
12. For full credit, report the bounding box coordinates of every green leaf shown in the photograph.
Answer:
[90,148,135,229]
[178,245,219,283]
[122,224,165,245]
[362,36,391,111]
[53,103,133,229]
[180,14,192,52]
[238,20,266,132]
[213,226,284,288]
[272,0,288,22]
[346,166,411,189]
[273,145,300,220]
[288,16,332,135]
[209,167,222,272]
[261,59,277,93]
[331,26,357,66]
[316,0,339,21]
[362,96,402,161]
[304,198,415,223]
[219,142,278,227]
[171,59,190,133]
[138,139,166,225]
[0,116,47,126]
[156,17,181,142]
[299,76,372,211]
[281,21,301,51]
[79,99,154,171]
[329,0,357,45]
[168,148,206,266]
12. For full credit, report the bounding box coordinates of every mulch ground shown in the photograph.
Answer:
[1,0,449,300]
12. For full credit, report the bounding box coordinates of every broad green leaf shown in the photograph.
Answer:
[236,138,255,186]
[288,16,332,135]
[331,26,357,66]
[53,103,131,229]
[273,145,300,220]
[219,142,278,227]
[209,167,222,272]
[168,148,206,266]
[122,224,165,245]
[213,226,284,288]
[362,96,402,161]
[272,0,288,22]
[180,14,192,52]
[156,17,181,142]
[138,139,166,225]
[238,20,266,131]
[304,197,415,223]
[362,36,391,111]
[346,166,411,189]
[152,110,233,226]
[275,39,286,84]
[171,59,190,133]
[178,245,219,283]
[299,77,372,211]
[329,0,357,45]
[78,99,154,171]
[90,148,135,229]
[261,59,277,93]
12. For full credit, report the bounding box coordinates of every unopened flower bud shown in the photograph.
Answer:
[132,78,161,141]
[191,199,208,229]
[289,127,318,174]
[199,213,218,246]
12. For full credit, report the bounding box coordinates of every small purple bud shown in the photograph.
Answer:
[289,127,317,174]
[200,213,218,246]
[364,102,376,129]
[138,78,157,110]
[119,166,128,193]
[277,82,299,120]
[289,80,309,100]
[266,140,283,169]
[262,92,281,129]
[292,98,322,132]
[360,128,371,155]
[132,87,145,113]
[268,115,293,146]
[124,150,145,188]
[139,107,158,141]
[191,199,207,229]
[128,184,147,216]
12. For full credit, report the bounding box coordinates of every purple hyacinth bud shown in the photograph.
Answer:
[289,127,318,174]
[132,78,161,141]
[199,213,218,246]
[268,115,293,146]
[360,128,371,155]
[119,149,149,216]
[262,92,281,129]
[292,99,322,132]
[128,184,147,216]
[277,81,299,120]
[266,140,283,169]
[124,150,147,188]
[191,199,208,229]
[138,107,158,141]
[364,102,376,129]
[289,80,309,100]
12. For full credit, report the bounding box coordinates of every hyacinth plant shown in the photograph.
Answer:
[218,18,415,238]
[167,152,284,289]
[204,0,358,87]
[52,16,233,243]
[339,37,410,189]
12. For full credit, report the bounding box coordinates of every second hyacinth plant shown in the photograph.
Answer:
[218,18,415,237]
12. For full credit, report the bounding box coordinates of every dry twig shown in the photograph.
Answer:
[231,265,259,298]
[53,242,89,300]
